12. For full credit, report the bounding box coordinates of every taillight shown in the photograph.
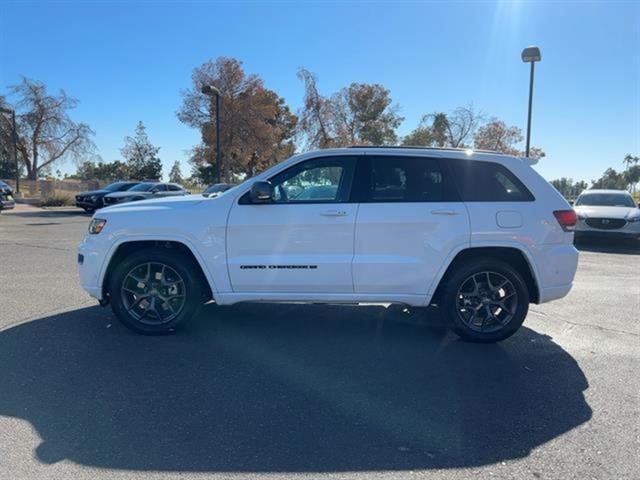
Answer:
[553,210,577,231]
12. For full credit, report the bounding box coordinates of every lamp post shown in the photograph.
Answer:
[0,107,20,193]
[201,84,222,183]
[521,46,541,158]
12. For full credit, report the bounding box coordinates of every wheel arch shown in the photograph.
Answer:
[430,246,540,305]
[100,239,216,303]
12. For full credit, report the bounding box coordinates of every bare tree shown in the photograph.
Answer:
[403,107,482,148]
[443,105,484,148]
[8,78,94,179]
[296,68,334,149]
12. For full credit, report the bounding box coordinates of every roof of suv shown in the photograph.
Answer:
[304,146,530,164]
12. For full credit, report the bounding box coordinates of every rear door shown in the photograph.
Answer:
[352,155,469,296]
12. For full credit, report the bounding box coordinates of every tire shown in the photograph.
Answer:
[441,258,530,343]
[108,248,204,334]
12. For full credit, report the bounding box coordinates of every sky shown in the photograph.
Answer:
[1,0,638,182]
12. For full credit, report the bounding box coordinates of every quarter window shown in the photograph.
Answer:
[447,159,534,202]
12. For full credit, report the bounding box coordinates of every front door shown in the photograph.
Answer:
[226,156,358,293]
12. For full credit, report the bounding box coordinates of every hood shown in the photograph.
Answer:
[77,189,111,197]
[100,195,204,213]
[574,205,640,220]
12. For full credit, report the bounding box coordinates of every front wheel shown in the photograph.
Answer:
[441,259,530,343]
[108,248,204,334]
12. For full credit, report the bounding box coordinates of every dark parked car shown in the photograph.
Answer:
[103,182,188,206]
[75,181,140,212]
[0,180,16,213]
[202,183,236,198]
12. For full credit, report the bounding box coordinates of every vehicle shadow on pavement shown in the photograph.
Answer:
[6,209,91,219]
[575,238,640,255]
[0,303,592,472]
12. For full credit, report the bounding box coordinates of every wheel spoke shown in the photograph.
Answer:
[121,261,186,325]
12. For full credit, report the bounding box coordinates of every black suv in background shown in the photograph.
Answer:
[75,181,139,212]
[0,180,16,213]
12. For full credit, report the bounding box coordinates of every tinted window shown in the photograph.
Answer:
[128,183,157,192]
[447,159,534,202]
[104,182,135,192]
[357,156,451,202]
[167,184,182,191]
[265,157,356,204]
[575,193,635,207]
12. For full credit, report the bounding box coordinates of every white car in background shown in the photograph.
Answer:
[574,189,640,241]
[78,147,579,343]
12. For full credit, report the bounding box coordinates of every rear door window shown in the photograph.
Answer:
[354,156,457,202]
[446,159,534,202]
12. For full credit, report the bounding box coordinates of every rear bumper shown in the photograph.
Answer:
[530,243,579,304]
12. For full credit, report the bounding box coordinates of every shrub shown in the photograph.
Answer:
[41,195,73,207]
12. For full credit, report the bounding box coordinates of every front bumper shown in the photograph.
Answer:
[77,235,111,300]
[0,197,15,210]
[575,219,640,240]
[75,197,101,210]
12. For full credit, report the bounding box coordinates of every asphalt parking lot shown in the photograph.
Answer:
[0,205,638,480]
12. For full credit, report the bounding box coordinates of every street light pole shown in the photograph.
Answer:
[201,85,222,184]
[521,46,541,158]
[0,107,19,193]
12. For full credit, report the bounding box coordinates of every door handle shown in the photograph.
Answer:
[431,209,461,216]
[320,209,348,217]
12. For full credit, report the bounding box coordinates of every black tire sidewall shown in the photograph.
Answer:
[109,248,203,334]
[443,259,530,343]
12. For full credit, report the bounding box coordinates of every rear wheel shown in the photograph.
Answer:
[108,248,204,334]
[441,259,529,343]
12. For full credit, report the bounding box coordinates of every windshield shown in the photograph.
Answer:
[575,193,635,207]
[104,182,137,192]
[127,183,157,192]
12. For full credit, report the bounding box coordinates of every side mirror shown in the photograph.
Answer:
[250,181,273,203]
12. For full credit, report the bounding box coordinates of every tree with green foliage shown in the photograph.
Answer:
[330,82,403,146]
[168,160,184,184]
[121,121,162,180]
[70,160,130,181]
[550,178,588,199]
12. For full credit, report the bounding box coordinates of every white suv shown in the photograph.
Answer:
[78,147,579,342]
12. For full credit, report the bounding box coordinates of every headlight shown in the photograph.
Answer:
[88,218,107,234]
[577,214,587,220]
[90,195,98,201]
[627,215,640,223]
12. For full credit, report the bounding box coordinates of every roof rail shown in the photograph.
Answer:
[346,145,502,155]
